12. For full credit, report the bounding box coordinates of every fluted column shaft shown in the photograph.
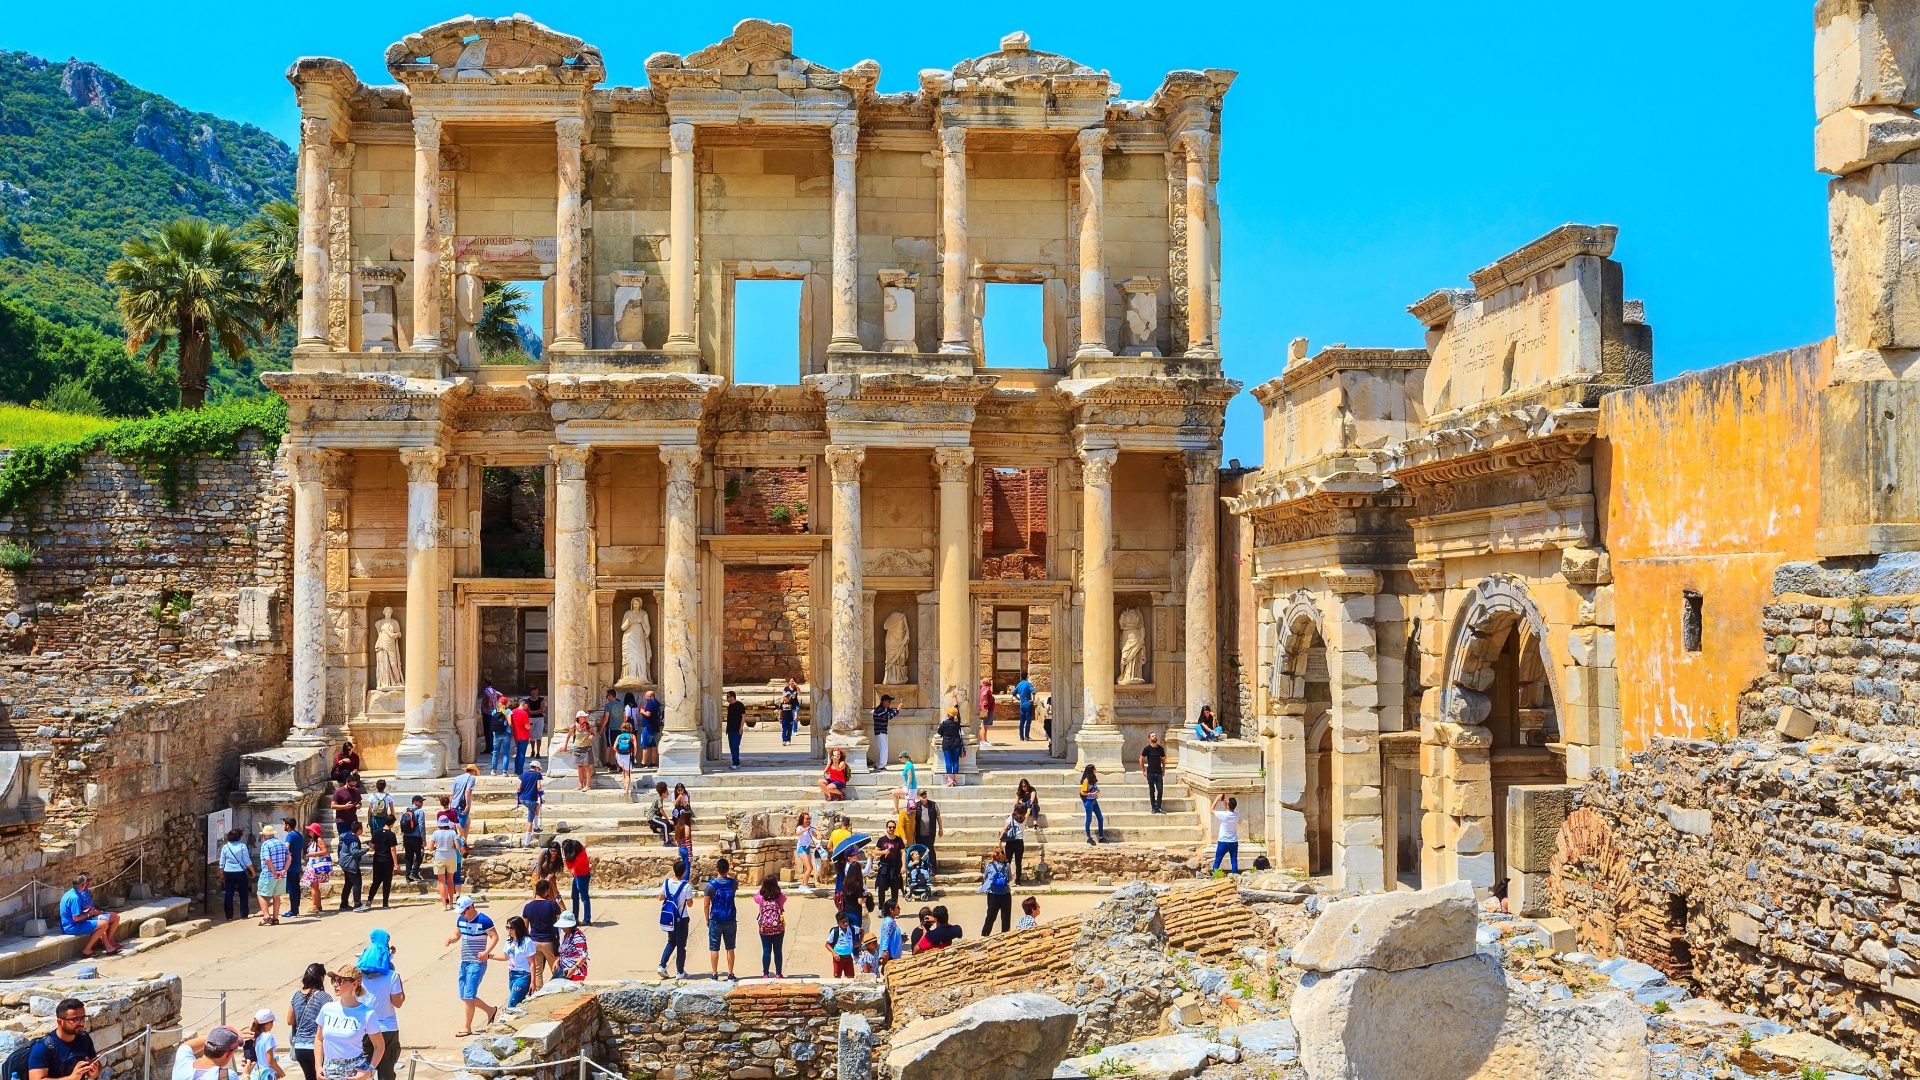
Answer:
[1076,128,1110,357]
[938,126,970,354]
[395,446,447,777]
[550,445,593,726]
[1180,129,1215,357]
[297,117,331,347]
[551,118,586,350]
[288,447,333,741]
[933,447,977,769]
[666,123,698,352]
[409,117,443,351]
[829,122,860,350]
[1077,448,1123,768]
[826,445,871,769]
[1183,450,1219,719]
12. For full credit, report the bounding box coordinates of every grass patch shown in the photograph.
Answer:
[0,396,286,514]
[0,405,114,449]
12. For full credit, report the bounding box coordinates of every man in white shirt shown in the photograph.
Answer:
[1211,793,1241,875]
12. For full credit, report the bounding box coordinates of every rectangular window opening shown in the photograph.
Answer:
[982,282,1046,368]
[1681,590,1703,653]
[732,278,803,384]
[481,466,546,578]
[477,278,546,366]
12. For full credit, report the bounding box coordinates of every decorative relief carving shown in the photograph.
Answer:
[865,548,932,577]
[400,446,445,484]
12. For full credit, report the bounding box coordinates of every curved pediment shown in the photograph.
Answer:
[386,15,606,86]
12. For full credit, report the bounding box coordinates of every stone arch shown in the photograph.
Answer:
[1440,574,1561,736]
[1271,589,1327,704]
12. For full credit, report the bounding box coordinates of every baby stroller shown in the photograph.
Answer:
[904,844,936,902]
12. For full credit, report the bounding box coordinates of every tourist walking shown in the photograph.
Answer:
[526,686,548,758]
[825,911,858,979]
[508,698,532,776]
[523,879,563,992]
[356,930,404,1080]
[876,900,903,970]
[563,711,596,791]
[979,846,1013,936]
[911,793,943,871]
[315,966,382,1080]
[256,826,289,926]
[368,817,396,909]
[1002,806,1030,886]
[488,701,512,775]
[399,799,426,883]
[936,708,964,785]
[1140,731,1168,813]
[562,838,592,926]
[779,678,801,745]
[702,857,740,981]
[283,816,308,915]
[657,859,693,979]
[599,690,621,769]
[516,761,545,846]
[285,963,330,1080]
[639,690,664,770]
[792,811,818,891]
[429,816,463,909]
[614,722,637,798]
[1080,765,1107,845]
[1211,793,1241,873]
[870,694,897,770]
[753,877,786,978]
[494,916,536,1008]
[977,676,996,747]
[337,823,366,912]
[451,764,478,839]
[1015,896,1040,930]
[1194,705,1224,741]
[1013,672,1036,741]
[554,913,589,980]
[448,895,498,1036]
[817,748,850,800]
[218,828,254,921]
[873,819,905,911]
[723,690,746,770]
[243,1010,285,1080]
[890,753,919,810]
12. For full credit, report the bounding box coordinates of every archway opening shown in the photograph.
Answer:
[1476,612,1565,888]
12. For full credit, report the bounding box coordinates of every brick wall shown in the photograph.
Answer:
[1550,737,1920,1068]
[724,466,810,535]
[981,468,1046,579]
[723,567,811,684]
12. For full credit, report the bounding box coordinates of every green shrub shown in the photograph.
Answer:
[0,539,30,571]
[0,396,286,514]
[769,505,792,525]
[33,379,106,417]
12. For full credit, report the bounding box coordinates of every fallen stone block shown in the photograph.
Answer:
[137,918,167,939]
[1754,1031,1875,1076]
[1777,704,1818,740]
[1597,958,1667,992]
[1056,1032,1240,1080]
[1292,880,1477,973]
[887,991,1077,1080]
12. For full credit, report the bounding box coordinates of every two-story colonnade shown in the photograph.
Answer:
[269,16,1238,778]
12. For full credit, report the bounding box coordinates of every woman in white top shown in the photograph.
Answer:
[314,965,383,1080]
[492,915,539,1008]
[792,811,818,891]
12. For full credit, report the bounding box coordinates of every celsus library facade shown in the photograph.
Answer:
[273,16,1238,779]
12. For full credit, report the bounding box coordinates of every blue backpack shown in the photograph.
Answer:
[987,862,1009,892]
[660,877,688,927]
[710,876,738,923]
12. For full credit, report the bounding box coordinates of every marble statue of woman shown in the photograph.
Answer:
[882,611,910,685]
[1118,607,1148,684]
[373,606,404,690]
[621,597,652,685]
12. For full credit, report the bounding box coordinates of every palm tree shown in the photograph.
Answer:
[108,218,268,409]
[245,200,301,333]
[476,280,529,359]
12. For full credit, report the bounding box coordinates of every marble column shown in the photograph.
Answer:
[551,117,586,351]
[1076,448,1123,769]
[657,445,703,773]
[287,446,336,744]
[1178,128,1215,358]
[395,446,448,777]
[1075,127,1110,358]
[297,117,331,348]
[938,126,971,354]
[1183,449,1219,719]
[933,447,979,774]
[409,116,443,352]
[829,122,861,351]
[550,444,593,730]
[1329,585,1386,893]
[825,444,871,771]
[665,123,699,353]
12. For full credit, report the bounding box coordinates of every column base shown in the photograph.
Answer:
[285,725,350,749]
[827,338,863,353]
[663,338,699,355]
[393,733,450,779]
[656,732,706,777]
[1183,345,1220,360]
[1074,345,1113,358]
[937,342,973,356]
[409,338,444,352]
[1074,726,1126,772]
[825,731,871,774]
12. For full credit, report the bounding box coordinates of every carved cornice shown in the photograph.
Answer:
[1249,347,1429,405]
[1243,487,1408,549]
[1406,288,1477,330]
[386,14,605,87]
[1377,405,1598,494]
[1056,375,1239,436]
[262,371,472,426]
[1467,223,1617,295]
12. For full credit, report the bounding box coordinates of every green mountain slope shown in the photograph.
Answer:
[0,51,297,405]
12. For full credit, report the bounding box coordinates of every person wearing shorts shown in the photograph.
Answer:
[614,723,636,798]
[429,820,463,909]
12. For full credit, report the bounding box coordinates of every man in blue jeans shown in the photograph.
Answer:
[1013,673,1036,741]
[723,691,746,770]
[1211,793,1241,874]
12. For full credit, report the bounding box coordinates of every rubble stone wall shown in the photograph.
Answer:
[1737,555,1920,740]
[0,974,184,1079]
[722,566,812,684]
[1550,737,1920,1068]
[599,980,888,1080]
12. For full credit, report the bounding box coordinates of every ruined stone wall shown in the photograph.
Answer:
[1737,555,1920,740]
[1550,737,1920,1069]
[722,465,810,534]
[0,975,184,1080]
[0,439,291,928]
[599,979,887,1080]
[722,567,811,684]
[981,467,1047,579]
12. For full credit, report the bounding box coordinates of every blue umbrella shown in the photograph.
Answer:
[831,833,872,862]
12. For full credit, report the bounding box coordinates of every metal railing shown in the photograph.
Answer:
[403,1050,621,1080]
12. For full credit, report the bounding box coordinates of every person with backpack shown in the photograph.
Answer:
[366,780,396,836]
[285,963,330,1080]
[753,877,786,978]
[487,701,512,776]
[702,857,741,982]
[638,690,665,770]
[936,707,964,786]
[614,722,637,798]
[656,859,692,980]
[399,798,426,884]
[337,823,366,913]
[368,817,397,910]
[18,997,97,1080]
[824,910,858,979]
[979,845,1014,936]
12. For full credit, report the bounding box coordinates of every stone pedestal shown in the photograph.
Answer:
[656,732,704,777]
[879,270,919,353]
[1174,735,1266,846]
[1073,726,1125,772]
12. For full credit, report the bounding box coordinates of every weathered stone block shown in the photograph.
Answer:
[1830,161,1920,353]
[1292,881,1478,974]
[1816,0,1920,117]
[1817,104,1920,175]
[1506,784,1576,875]
[1777,704,1819,740]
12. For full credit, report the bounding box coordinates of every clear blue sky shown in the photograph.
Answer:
[6,3,1832,467]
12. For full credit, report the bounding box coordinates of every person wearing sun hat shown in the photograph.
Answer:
[356,930,404,1080]
[256,825,290,926]
[554,911,589,981]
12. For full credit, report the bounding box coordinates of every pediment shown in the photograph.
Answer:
[386,15,605,86]
[645,19,878,96]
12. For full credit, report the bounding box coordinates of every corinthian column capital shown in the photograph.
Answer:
[1078,447,1118,487]
[555,116,586,150]
[668,122,695,155]
[400,446,445,484]
[1183,449,1221,486]
[939,125,967,158]
[411,115,442,149]
[1175,127,1212,162]
[931,446,974,485]
[831,121,860,159]
[550,443,593,481]
[826,444,867,484]
[1076,126,1109,159]
[659,444,701,484]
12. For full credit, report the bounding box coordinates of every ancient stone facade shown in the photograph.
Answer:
[275,16,1238,780]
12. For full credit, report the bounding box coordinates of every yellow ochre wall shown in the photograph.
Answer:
[1597,340,1832,751]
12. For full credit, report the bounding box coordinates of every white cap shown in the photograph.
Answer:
[254,1009,276,1025]
[455,894,476,911]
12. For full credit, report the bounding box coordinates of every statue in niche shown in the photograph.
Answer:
[1118,607,1148,685]
[620,597,652,685]
[373,606,405,689]
[882,611,910,685]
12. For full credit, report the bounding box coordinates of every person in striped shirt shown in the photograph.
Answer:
[445,896,498,1036]
[257,826,291,926]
